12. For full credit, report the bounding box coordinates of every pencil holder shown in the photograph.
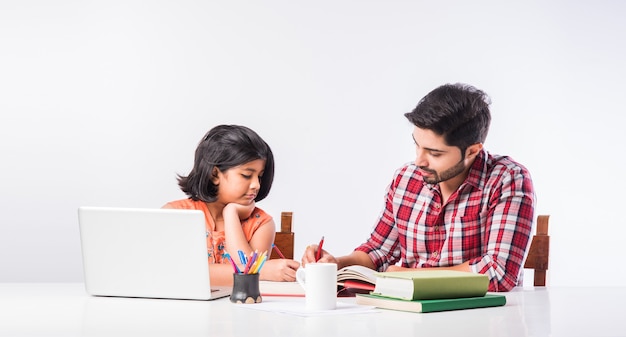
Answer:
[230,273,262,304]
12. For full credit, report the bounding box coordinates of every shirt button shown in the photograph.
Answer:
[434,226,439,231]
[432,251,439,257]
[435,204,441,209]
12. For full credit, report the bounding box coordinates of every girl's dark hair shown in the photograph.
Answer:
[177,124,275,202]
[404,83,491,154]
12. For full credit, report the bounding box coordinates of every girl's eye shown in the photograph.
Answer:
[242,174,252,179]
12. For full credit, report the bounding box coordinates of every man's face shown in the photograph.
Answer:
[412,127,467,185]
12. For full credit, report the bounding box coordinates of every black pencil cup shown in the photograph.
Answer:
[230,273,262,304]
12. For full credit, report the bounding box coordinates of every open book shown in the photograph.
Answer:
[336,265,377,296]
[260,265,378,297]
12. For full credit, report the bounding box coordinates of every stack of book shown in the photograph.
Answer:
[355,270,506,313]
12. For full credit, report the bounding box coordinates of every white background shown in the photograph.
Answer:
[1,1,625,286]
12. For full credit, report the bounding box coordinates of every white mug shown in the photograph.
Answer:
[296,263,337,310]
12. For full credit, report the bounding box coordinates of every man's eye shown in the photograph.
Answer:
[430,153,441,158]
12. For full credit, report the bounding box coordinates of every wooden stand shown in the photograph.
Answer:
[271,212,295,259]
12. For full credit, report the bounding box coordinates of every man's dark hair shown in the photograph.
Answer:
[404,83,491,154]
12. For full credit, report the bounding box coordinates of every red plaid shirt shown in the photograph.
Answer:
[355,150,535,292]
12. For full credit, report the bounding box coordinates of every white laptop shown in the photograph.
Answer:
[78,206,231,300]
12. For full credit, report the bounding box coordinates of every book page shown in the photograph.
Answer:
[336,265,377,284]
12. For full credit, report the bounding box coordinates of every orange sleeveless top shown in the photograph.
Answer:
[163,199,272,264]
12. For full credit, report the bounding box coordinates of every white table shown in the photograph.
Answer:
[0,283,623,336]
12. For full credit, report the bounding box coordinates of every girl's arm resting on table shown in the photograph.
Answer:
[209,263,239,287]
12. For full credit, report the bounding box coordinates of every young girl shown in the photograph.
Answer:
[163,124,300,286]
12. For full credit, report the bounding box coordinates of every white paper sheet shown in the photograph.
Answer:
[233,297,379,317]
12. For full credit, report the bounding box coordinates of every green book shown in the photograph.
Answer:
[372,270,488,300]
[356,293,506,313]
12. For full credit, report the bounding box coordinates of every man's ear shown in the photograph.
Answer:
[465,143,483,160]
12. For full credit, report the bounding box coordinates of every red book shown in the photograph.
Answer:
[336,265,377,297]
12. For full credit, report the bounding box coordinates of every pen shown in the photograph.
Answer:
[224,252,241,274]
[272,243,286,259]
[237,250,247,265]
[244,250,258,274]
[253,253,268,274]
[250,251,267,274]
[315,236,324,262]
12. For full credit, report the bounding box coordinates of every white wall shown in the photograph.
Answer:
[1,1,625,286]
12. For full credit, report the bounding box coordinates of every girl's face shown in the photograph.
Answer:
[213,159,266,205]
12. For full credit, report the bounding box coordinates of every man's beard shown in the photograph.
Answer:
[420,159,466,185]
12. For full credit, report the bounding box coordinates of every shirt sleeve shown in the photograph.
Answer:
[355,171,404,271]
[469,165,535,292]
[241,208,273,241]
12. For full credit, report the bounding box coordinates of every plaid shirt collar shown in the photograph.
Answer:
[465,149,488,191]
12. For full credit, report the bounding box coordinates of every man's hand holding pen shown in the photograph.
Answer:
[301,236,337,267]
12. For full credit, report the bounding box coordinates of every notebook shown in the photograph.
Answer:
[78,206,231,300]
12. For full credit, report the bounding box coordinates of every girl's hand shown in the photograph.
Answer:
[223,201,256,221]
[259,258,301,282]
